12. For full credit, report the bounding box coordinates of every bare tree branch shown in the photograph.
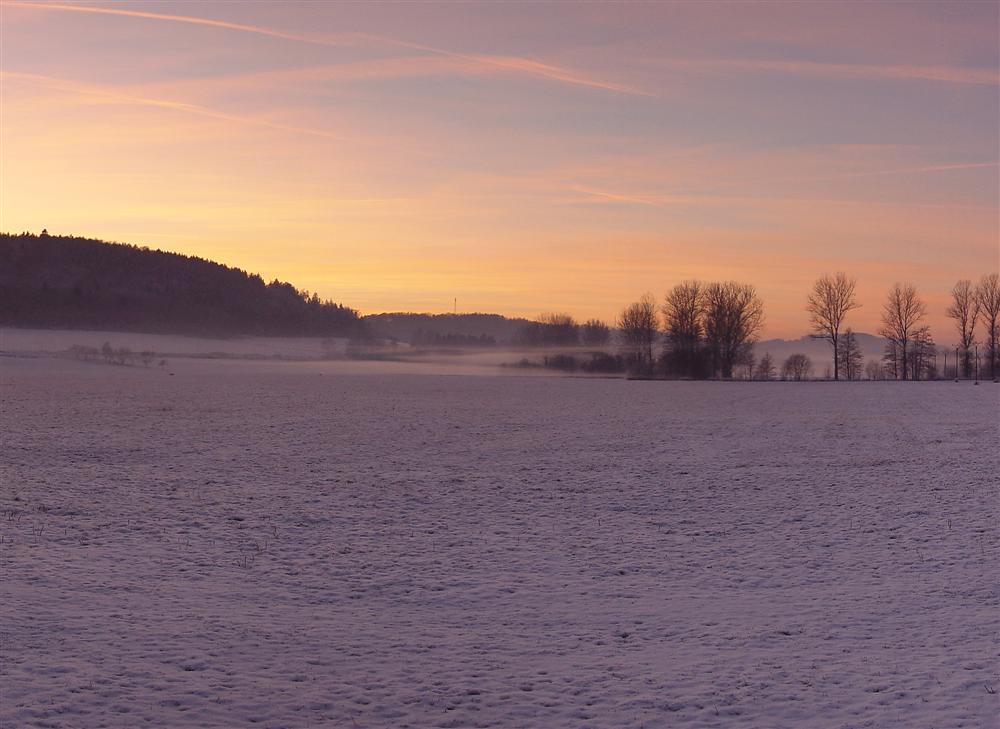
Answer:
[975,273,999,379]
[946,280,980,377]
[617,294,659,370]
[878,282,927,380]
[662,281,705,378]
[703,282,764,379]
[806,272,860,381]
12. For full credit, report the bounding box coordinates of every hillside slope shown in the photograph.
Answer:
[0,232,363,337]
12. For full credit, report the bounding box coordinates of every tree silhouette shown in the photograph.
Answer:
[837,328,864,381]
[865,359,884,380]
[806,272,860,381]
[975,273,1000,379]
[663,281,707,378]
[782,353,812,381]
[537,313,580,346]
[946,280,980,378]
[908,327,936,381]
[755,352,776,381]
[878,283,927,380]
[618,295,659,370]
[703,282,764,379]
[580,319,611,347]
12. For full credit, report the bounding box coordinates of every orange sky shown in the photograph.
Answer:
[2,1,998,338]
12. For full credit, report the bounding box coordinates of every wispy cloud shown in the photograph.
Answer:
[658,58,999,86]
[565,182,997,211]
[5,1,359,45]
[131,55,649,102]
[465,56,653,97]
[2,71,355,142]
[8,1,652,96]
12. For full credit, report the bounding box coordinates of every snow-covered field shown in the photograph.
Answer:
[0,327,341,360]
[2,356,997,728]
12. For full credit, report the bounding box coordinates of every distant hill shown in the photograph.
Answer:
[755,333,886,372]
[0,232,364,337]
[364,312,533,345]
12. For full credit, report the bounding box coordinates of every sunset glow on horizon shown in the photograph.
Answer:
[2,0,998,337]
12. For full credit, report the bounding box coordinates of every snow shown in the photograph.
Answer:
[0,327,342,360]
[0,327,563,375]
[2,355,997,728]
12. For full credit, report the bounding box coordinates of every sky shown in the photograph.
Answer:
[2,1,998,338]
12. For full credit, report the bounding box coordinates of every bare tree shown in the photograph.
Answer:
[580,318,611,348]
[755,352,776,381]
[976,273,1000,379]
[908,326,936,381]
[806,272,860,381]
[937,346,953,379]
[703,282,765,379]
[737,349,756,380]
[878,283,927,380]
[537,312,579,346]
[618,294,659,369]
[882,339,901,380]
[662,281,706,378]
[945,280,980,378]
[864,358,883,380]
[782,353,813,381]
[837,328,864,381]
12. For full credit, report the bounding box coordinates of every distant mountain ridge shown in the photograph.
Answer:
[0,232,363,337]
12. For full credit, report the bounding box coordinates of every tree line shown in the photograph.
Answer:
[69,342,166,368]
[517,271,1000,381]
[513,281,766,379]
[411,330,497,347]
[874,275,999,381]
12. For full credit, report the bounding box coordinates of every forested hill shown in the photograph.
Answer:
[364,312,533,345]
[0,232,364,337]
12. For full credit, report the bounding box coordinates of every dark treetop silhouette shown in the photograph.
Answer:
[0,232,364,337]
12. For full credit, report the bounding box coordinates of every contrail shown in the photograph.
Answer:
[2,71,354,142]
[5,1,347,45]
[7,1,653,97]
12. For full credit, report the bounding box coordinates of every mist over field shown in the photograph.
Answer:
[0,326,883,375]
